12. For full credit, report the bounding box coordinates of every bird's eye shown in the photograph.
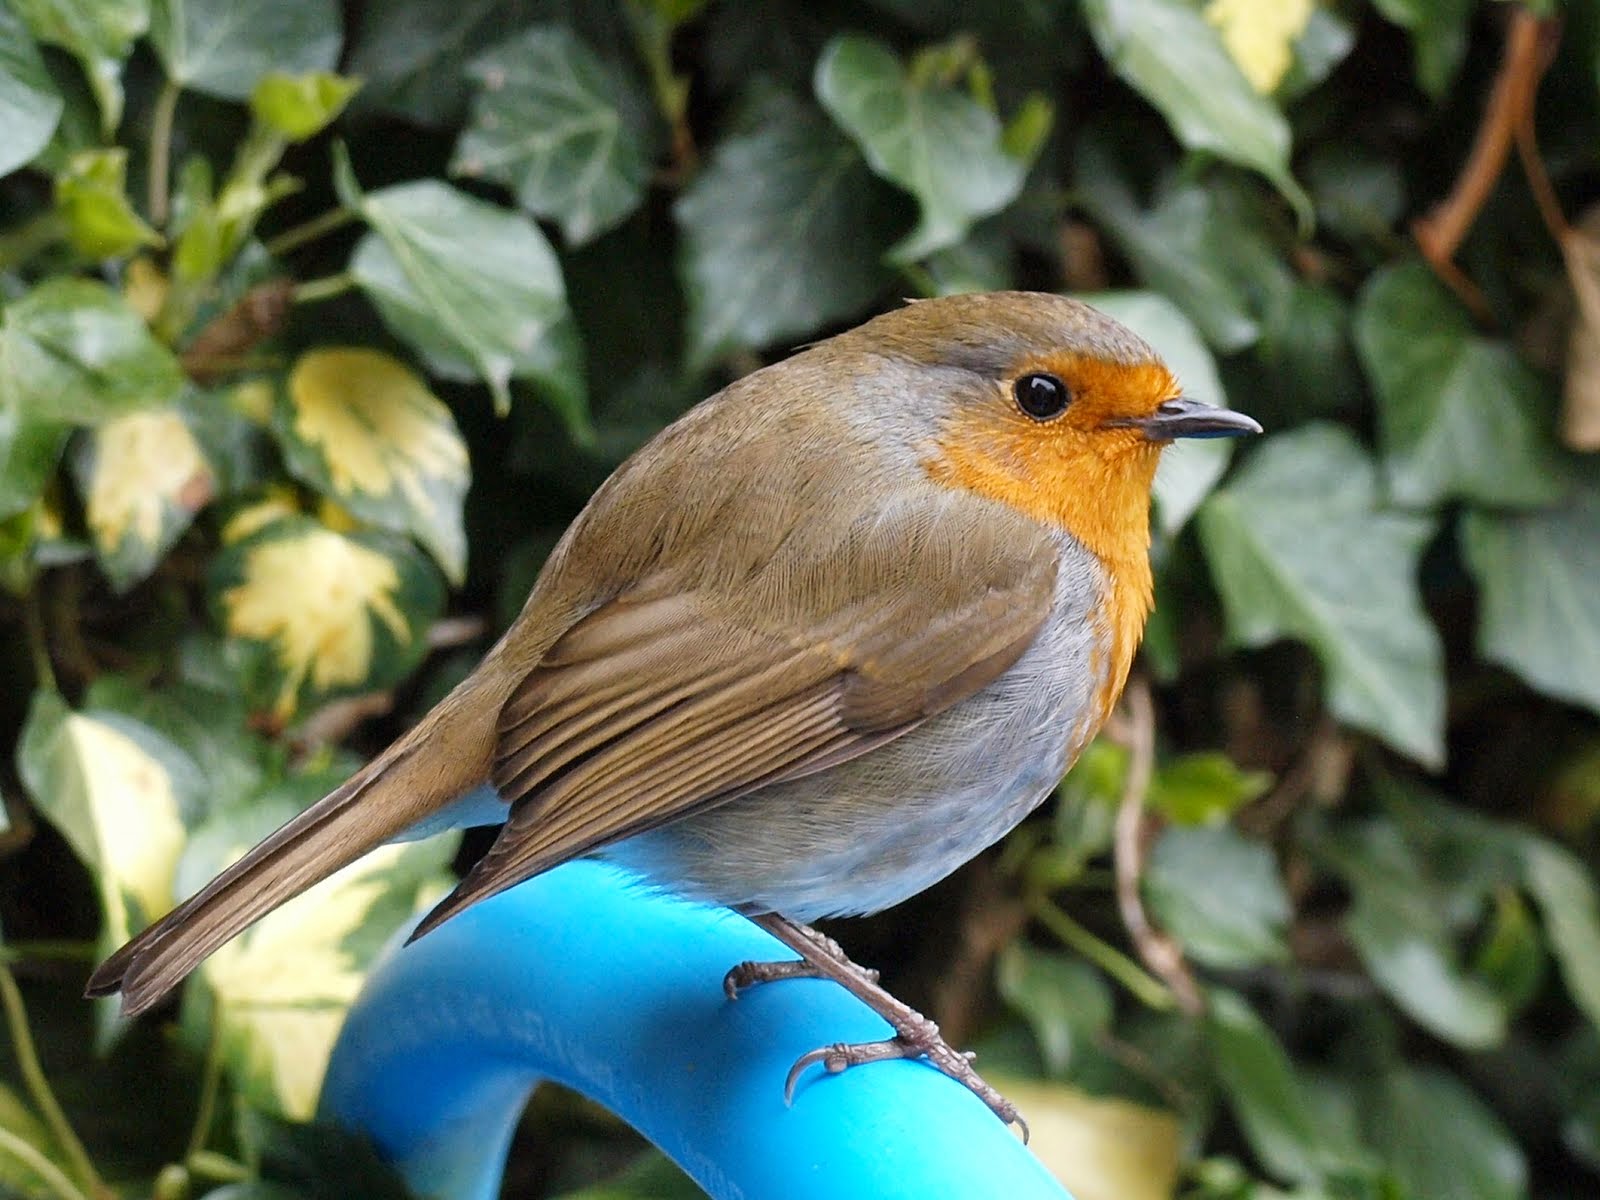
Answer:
[1013,372,1070,420]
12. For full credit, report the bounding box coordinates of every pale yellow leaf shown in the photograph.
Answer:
[289,348,468,509]
[1205,0,1314,93]
[221,489,301,545]
[124,257,168,323]
[993,1078,1181,1200]
[41,713,186,946]
[222,526,411,717]
[202,844,434,1118]
[86,409,214,553]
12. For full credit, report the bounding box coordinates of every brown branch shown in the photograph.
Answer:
[1412,9,1562,323]
[1111,676,1203,1016]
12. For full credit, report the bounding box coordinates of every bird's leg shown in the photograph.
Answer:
[728,912,1026,1139]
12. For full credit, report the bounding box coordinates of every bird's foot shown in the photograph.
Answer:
[734,913,1026,1140]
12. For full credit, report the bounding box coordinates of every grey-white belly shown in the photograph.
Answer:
[603,533,1113,921]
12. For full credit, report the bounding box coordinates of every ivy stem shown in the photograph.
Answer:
[0,1126,91,1200]
[184,1017,225,1161]
[1029,894,1174,1011]
[148,77,182,227]
[24,586,57,693]
[292,271,357,304]
[264,207,357,257]
[0,963,105,1197]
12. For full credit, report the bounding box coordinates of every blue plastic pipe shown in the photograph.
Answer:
[319,860,1072,1199]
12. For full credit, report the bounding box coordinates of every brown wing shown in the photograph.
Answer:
[409,492,1060,939]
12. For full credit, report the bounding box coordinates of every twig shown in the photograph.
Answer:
[184,1017,225,1161]
[1412,10,1562,322]
[1112,676,1204,1016]
[23,586,57,694]
[288,690,395,754]
[264,207,357,258]
[427,614,488,649]
[291,272,357,305]
[0,963,105,1197]
[1030,894,1173,1011]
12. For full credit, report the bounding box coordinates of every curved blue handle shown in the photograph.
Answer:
[319,860,1071,1199]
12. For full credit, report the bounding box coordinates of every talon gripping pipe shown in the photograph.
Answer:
[319,861,1073,1200]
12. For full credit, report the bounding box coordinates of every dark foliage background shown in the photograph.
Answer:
[2,1,1600,1197]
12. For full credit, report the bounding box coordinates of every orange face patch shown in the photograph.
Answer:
[922,349,1177,740]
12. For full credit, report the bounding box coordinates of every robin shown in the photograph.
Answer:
[88,291,1260,1129]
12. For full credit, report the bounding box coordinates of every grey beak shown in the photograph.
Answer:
[1118,396,1263,441]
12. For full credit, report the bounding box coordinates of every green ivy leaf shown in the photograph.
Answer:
[0,278,186,425]
[1356,1064,1527,1200]
[1197,424,1445,767]
[1315,817,1507,1048]
[55,147,162,260]
[208,515,446,720]
[675,93,900,367]
[1080,0,1309,226]
[10,0,146,133]
[1369,0,1474,98]
[72,405,217,592]
[1146,826,1289,970]
[1147,752,1273,825]
[276,348,471,584]
[0,406,69,521]
[997,943,1112,1076]
[1460,486,1600,716]
[250,70,360,141]
[452,26,657,246]
[1518,836,1600,1035]
[1355,262,1566,509]
[0,4,64,175]
[1080,290,1239,535]
[814,34,1029,262]
[1077,146,1262,354]
[339,155,586,426]
[1205,990,1326,1184]
[150,0,340,101]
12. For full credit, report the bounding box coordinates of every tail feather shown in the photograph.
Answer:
[86,676,501,1015]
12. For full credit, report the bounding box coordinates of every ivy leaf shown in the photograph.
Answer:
[1355,263,1566,509]
[0,406,69,521]
[1460,486,1600,716]
[276,348,471,584]
[996,943,1112,1076]
[54,148,163,260]
[1197,424,1445,767]
[1081,290,1238,535]
[193,811,457,1119]
[814,34,1029,262]
[16,690,200,954]
[73,406,217,592]
[250,70,360,142]
[987,1080,1183,1200]
[1147,752,1273,825]
[209,516,446,721]
[1315,817,1507,1048]
[150,0,340,101]
[1356,1064,1527,1200]
[1518,835,1600,1034]
[0,278,186,425]
[0,4,64,175]
[1205,990,1327,1184]
[1203,0,1316,94]
[675,93,900,367]
[1080,0,1309,225]
[452,26,657,246]
[1369,0,1474,98]
[9,0,146,132]
[338,155,586,427]
[1146,825,1290,970]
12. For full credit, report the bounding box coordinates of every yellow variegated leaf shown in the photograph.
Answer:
[231,379,276,425]
[992,1078,1181,1200]
[201,840,454,1118]
[279,348,470,582]
[79,407,215,591]
[1205,0,1314,93]
[221,488,302,545]
[16,692,192,950]
[212,517,446,719]
[124,256,169,322]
